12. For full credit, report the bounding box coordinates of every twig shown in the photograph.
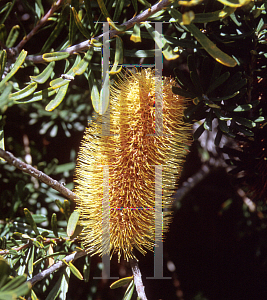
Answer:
[0,241,31,255]
[15,0,65,53]
[0,148,77,202]
[27,250,87,286]
[26,0,172,64]
[130,258,148,300]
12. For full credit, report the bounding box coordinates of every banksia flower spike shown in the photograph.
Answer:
[74,68,191,262]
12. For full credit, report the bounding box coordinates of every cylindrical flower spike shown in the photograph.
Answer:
[74,68,192,262]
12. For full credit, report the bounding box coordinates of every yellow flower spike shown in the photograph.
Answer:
[74,69,192,262]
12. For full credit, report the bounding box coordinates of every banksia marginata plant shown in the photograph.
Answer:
[74,68,192,261]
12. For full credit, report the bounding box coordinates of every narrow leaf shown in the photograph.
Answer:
[206,72,230,94]
[107,17,127,32]
[43,52,70,62]
[50,78,69,89]
[110,277,133,289]
[144,23,179,60]
[193,123,205,140]
[73,48,94,75]
[87,69,100,113]
[234,116,256,128]
[193,7,236,23]
[6,25,20,48]
[130,23,141,43]
[67,211,80,237]
[84,0,94,33]
[30,61,55,84]
[14,87,56,104]
[9,82,37,101]
[218,119,229,133]
[45,83,69,111]
[217,0,251,7]
[24,208,40,236]
[51,213,58,238]
[99,73,110,115]
[69,262,83,280]
[97,0,111,19]
[72,7,91,40]
[122,279,134,300]
[110,36,123,74]
[0,50,27,89]
[0,49,7,79]
[0,275,26,292]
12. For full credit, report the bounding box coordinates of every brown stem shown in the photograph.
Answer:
[27,250,87,286]
[26,0,172,64]
[130,258,148,300]
[15,0,65,53]
[0,148,78,202]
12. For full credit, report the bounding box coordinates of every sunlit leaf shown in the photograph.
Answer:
[110,36,123,74]
[217,0,251,7]
[144,22,179,60]
[9,82,37,101]
[50,78,70,89]
[45,83,69,111]
[168,8,237,67]
[0,49,7,79]
[182,11,195,25]
[122,279,134,300]
[0,50,27,89]
[87,69,100,113]
[107,17,127,32]
[14,87,56,104]
[73,48,94,75]
[193,6,236,23]
[67,211,80,237]
[130,23,141,43]
[99,73,110,115]
[69,261,83,280]
[30,61,55,84]
[51,213,58,238]
[42,52,70,62]
[110,276,133,289]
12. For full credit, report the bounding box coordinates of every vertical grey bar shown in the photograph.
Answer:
[102,22,110,136]
[94,166,118,279]
[154,22,163,137]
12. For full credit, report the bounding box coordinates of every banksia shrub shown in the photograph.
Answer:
[74,69,192,261]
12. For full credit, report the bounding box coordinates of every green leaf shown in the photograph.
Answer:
[234,116,256,128]
[131,0,138,13]
[172,86,195,98]
[45,277,61,300]
[0,117,4,158]
[32,214,47,223]
[42,52,70,62]
[84,0,94,33]
[168,9,237,67]
[173,68,197,93]
[50,78,69,89]
[45,83,69,111]
[107,17,127,32]
[0,275,26,292]
[209,91,239,102]
[40,6,69,53]
[67,211,80,237]
[233,123,254,136]
[218,119,229,133]
[72,7,91,40]
[0,258,11,290]
[24,208,40,236]
[73,48,94,75]
[214,108,232,121]
[0,0,15,25]
[138,0,151,8]
[0,50,27,89]
[193,6,236,23]
[6,25,20,48]
[206,72,230,94]
[28,246,34,275]
[193,123,205,140]
[130,23,141,43]
[83,256,91,283]
[87,69,100,113]
[230,104,252,112]
[69,262,83,280]
[217,0,251,7]
[110,277,133,289]
[0,50,7,79]
[204,110,213,131]
[9,82,37,101]
[58,267,70,300]
[97,0,111,19]
[31,289,38,300]
[144,22,179,61]
[190,71,203,95]
[0,82,12,110]
[110,36,123,74]
[113,0,125,21]
[51,213,58,238]
[30,61,55,84]
[122,279,134,300]
[215,129,223,146]
[14,87,56,104]
[99,73,110,115]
